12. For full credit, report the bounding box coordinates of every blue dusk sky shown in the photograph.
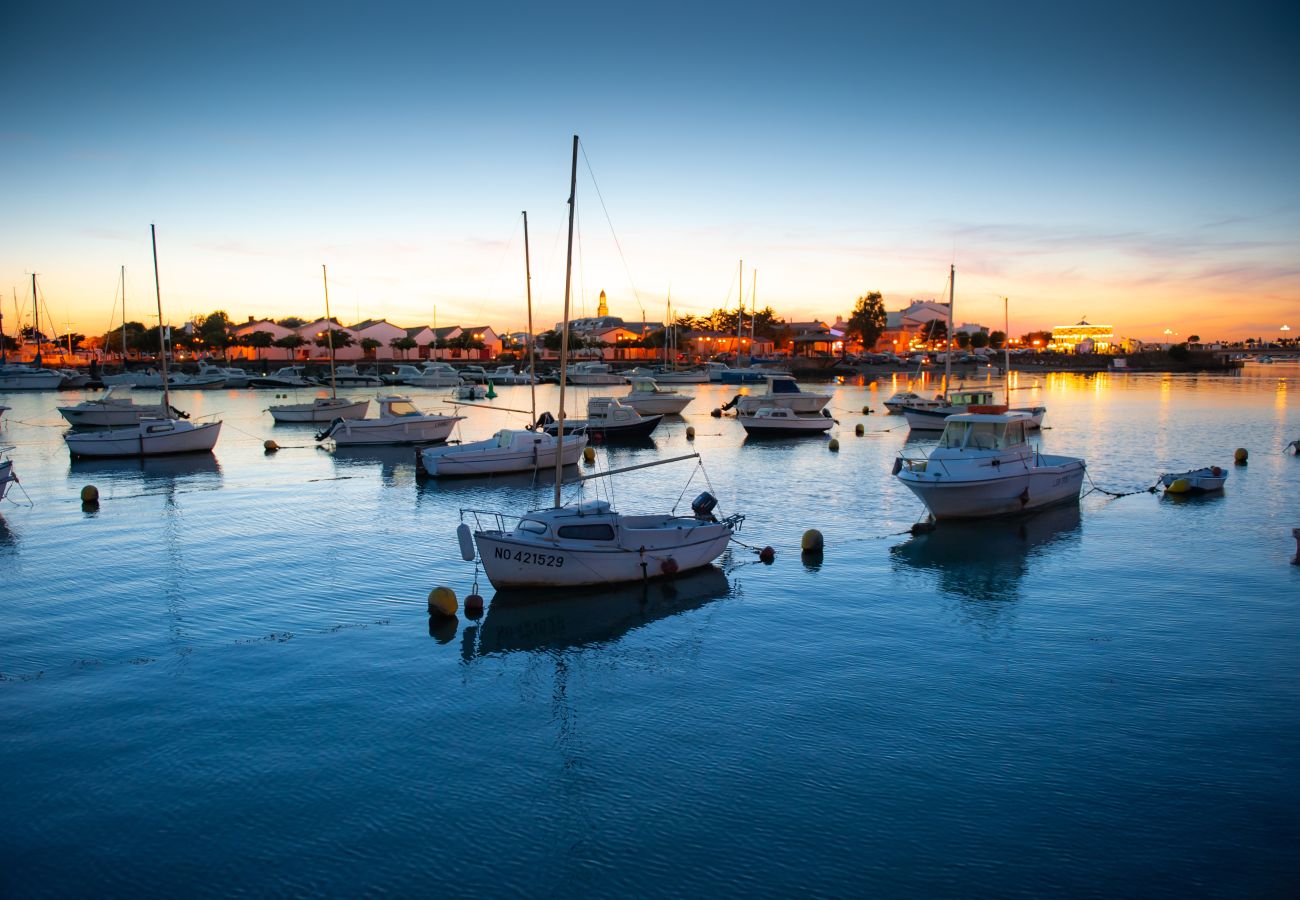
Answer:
[2,0,1296,341]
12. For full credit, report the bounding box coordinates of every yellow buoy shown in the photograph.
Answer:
[828,438,840,452]
[801,529,824,552]
[1166,478,1191,494]
[264,439,280,452]
[583,446,596,464]
[427,586,457,618]
[80,485,99,504]
[855,423,864,436]
[686,425,696,440]
[1234,447,1248,464]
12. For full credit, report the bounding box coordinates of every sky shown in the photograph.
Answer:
[2,0,1297,343]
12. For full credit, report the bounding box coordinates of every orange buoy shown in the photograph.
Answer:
[759,546,775,563]
[464,594,485,619]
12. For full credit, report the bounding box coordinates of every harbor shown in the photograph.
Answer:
[2,365,1297,895]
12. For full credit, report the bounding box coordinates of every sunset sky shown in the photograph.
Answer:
[2,0,1296,342]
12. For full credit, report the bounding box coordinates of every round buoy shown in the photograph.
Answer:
[910,521,936,536]
[264,439,279,452]
[583,446,596,464]
[661,558,679,575]
[759,546,776,564]
[427,586,457,618]
[1234,447,1248,464]
[801,529,824,552]
[862,405,870,415]
[686,425,696,440]
[464,594,485,619]
[1166,478,1191,494]
[710,408,722,418]
[828,438,840,452]
[80,485,99,505]
[855,423,864,436]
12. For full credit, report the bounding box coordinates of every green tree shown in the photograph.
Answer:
[920,319,947,346]
[360,337,382,359]
[242,330,275,360]
[390,336,418,359]
[273,334,306,359]
[969,330,989,349]
[988,330,1006,350]
[277,316,306,328]
[847,292,887,354]
[955,331,971,350]
[1188,334,1201,344]
[1021,331,1052,349]
[314,328,355,350]
[199,311,233,356]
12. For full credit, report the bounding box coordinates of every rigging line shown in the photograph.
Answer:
[579,142,646,318]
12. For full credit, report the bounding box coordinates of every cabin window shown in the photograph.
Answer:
[518,520,547,535]
[1006,421,1025,444]
[389,401,419,417]
[557,524,615,540]
[939,422,969,448]
[967,422,1001,449]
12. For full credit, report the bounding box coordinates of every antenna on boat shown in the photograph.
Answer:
[322,264,337,400]
[523,210,536,425]
[554,135,579,508]
[150,225,171,413]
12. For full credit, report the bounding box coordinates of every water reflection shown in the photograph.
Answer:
[0,514,16,552]
[329,445,420,484]
[68,453,224,489]
[464,565,732,658]
[890,503,1082,604]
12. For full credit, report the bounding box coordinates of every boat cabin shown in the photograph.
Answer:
[377,397,424,418]
[587,397,645,423]
[937,413,1031,451]
[947,389,995,406]
[628,377,674,395]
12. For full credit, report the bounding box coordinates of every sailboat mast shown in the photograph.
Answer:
[523,210,536,423]
[32,273,41,367]
[121,266,128,363]
[737,259,743,357]
[322,264,337,399]
[554,134,579,508]
[751,269,757,347]
[1003,296,1011,406]
[150,225,172,412]
[944,264,954,392]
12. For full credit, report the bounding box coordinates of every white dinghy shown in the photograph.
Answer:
[894,410,1085,520]
[1160,466,1229,494]
[317,396,462,446]
[63,226,222,459]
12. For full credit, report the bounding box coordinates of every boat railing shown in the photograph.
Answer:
[459,508,524,533]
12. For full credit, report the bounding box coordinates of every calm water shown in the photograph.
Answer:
[2,367,1297,897]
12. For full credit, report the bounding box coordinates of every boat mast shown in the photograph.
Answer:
[120,266,128,363]
[150,224,172,413]
[523,210,536,423]
[32,273,41,367]
[751,269,757,349]
[1003,296,1011,406]
[736,259,743,360]
[944,264,954,393]
[554,134,579,507]
[322,264,337,399]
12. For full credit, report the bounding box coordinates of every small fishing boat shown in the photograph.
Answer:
[902,389,1046,431]
[1160,466,1229,494]
[250,365,317,389]
[884,390,945,414]
[329,365,384,387]
[566,361,626,385]
[418,428,587,477]
[726,374,831,415]
[738,406,834,435]
[63,226,223,459]
[57,388,179,427]
[317,396,462,445]
[541,397,663,440]
[453,383,487,401]
[894,410,1086,520]
[0,364,65,391]
[623,377,692,415]
[0,445,16,502]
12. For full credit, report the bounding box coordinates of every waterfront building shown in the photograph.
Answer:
[1050,319,1115,352]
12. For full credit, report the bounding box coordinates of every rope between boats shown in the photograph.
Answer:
[1082,470,1159,499]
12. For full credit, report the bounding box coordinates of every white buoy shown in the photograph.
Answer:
[456,523,476,561]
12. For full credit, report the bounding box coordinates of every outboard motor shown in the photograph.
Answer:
[691,491,719,521]
[535,411,555,428]
[720,394,743,412]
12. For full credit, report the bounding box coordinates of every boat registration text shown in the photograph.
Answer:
[494,547,565,568]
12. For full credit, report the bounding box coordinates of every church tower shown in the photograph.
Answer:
[597,289,608,317]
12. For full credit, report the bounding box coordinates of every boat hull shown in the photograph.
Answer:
[0,459,13,502]
[0,369,65,391]
[904,405,1046,431]
[326,417,459,446]
[624,396,692,415]
[420,433,587,477]
[64,420,222,458]
[269,399,370,423]
[647,371,709,384]
[406,374,461,387]
[59,404,170,427]
[897,455,1085,520]
[739,416,834,435]
[474,523,734,588]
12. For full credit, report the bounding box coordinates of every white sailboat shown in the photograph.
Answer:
[64,226,222,458]
[317,395,462,446]
[58,387,178,427]
[0,275,64,391]
[269,267,369,423]
[419,210,588,478]
[459,136,743,590]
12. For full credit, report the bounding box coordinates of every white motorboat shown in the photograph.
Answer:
[650,366,711,384]
[57,388,178,427]
[269,395,370,423]
[382,365,426,385]
[884,390,945,414]
[418,428,588,477]
[894,410,1086,520]
[726,374,831,415]
[250,366,317,389]
[738,406,834,435]
[0,364,65,391]
[317,396,463,445]
[405,362,463,388]
[56,369,93,388]
[541,396,663,440]
[453,383,487,400]
[0,446,15,502]
[457,365,491,384]
[122,370,227,390]
[62,227,222,459]
[331,365,384,387]
[458,137,744,590]
[1160,466,1229,494]
[461,492,743,589]
[487,365,534,385]
[623,377,692,415]
[197,362,251,388]
[902,389,1045,431]
[566,361,626,385]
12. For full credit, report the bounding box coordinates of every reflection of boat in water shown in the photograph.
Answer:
[68,453,223,484]
[890,502,1082,602]
[468,565,731,657]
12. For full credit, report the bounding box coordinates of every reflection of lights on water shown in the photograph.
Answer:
[1277,378,1288,412]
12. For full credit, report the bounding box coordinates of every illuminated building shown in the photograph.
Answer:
[1050,319,1115,352]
